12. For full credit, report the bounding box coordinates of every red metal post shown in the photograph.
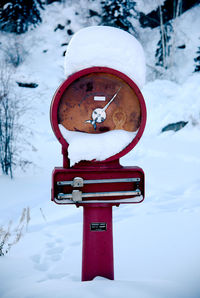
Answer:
[82,204,114,281]
[50,67,147,282]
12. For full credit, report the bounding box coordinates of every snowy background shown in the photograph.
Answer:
[0,1,200,298]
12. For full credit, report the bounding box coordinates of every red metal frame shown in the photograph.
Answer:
[50,67,147,165]
[52,166,145,206]
[50,67,146,282]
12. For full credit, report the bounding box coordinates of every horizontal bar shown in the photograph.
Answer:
[57,177,140,186]
[57,189,141,200]
[54,195,144,204]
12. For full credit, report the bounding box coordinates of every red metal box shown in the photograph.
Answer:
[52,166,144,205]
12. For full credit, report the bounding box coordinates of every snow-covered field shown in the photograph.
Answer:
[0,2,200,298]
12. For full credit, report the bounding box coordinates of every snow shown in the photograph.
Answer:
[64,26,146,89]
[135,0,165,14]
[3,3,12,10]
[142,4,200,83]
[62,26,146,165]
[0,2,200,298]
[59,124,137,166]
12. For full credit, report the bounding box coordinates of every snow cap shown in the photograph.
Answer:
[64,26,146,89]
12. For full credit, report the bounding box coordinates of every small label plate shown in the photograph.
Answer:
[90,222,107,231]
[94,96,106,101]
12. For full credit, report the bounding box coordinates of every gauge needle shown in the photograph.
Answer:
[102,87,121,112]
[85,87,121,130]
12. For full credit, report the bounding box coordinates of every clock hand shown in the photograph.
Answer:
[85,87,121,130]
[85,119,97,130]
[102,87,121,112]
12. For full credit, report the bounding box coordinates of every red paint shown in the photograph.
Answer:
[52,166,144,280]
[82,205,114,281]
[50,67,146,282]
[52,166,144,205]
[50,66,147,166]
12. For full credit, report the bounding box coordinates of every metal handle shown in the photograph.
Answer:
[57,189,141,202]
[57,177,140,187]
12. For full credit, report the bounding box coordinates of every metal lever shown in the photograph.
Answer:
[57,189,141,202]
[57,177,140,187]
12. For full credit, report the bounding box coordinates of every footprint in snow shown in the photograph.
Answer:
[31,241,64,272]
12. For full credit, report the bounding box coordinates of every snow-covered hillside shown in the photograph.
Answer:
[0,2,200,298]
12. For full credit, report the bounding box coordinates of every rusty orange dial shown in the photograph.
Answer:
[57,72,141,134]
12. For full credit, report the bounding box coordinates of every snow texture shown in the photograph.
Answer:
[64,26,146,89]
[0,2,200,298]
[59,124,137,166]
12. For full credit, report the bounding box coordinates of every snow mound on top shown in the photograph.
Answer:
[64,26,146,89]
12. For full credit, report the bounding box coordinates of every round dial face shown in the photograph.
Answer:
[57,72,141,134]
[51,67,146,162]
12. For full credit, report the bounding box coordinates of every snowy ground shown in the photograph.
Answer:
[0,2,200,298]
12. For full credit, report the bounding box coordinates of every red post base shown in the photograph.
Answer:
[82,205,114,281]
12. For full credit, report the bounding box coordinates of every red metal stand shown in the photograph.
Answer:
[50,67,147,282]
[82,204,114,281]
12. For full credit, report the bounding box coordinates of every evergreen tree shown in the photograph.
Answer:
[194,45,200,72]
[155,21,173,69]
[0,0,43,34]
[100,0,138,35]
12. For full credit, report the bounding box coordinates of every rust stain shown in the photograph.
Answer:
[58,73,141,133]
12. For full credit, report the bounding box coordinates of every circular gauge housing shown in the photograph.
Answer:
[50,67,146,162]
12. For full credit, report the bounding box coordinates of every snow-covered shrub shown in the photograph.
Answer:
[0,207,30,256]
[2,37,27,67]
[0,223,11,256]
[154,1,183,76]
[155,21,173,69]
[0,65,31,178]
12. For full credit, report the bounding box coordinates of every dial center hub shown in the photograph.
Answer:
[92,108,106,123]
